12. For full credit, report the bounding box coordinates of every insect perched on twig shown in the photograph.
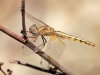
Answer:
[23,12,95,61]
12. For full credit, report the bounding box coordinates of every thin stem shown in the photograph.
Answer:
[21,0,27,39]
[10,59,64,75]
[0,25,26,43]
[0,68,6,75]
[0,62,6,75]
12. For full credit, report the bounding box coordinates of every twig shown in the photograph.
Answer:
[0,25,26,44]
[21,0,27,39]
[10,59,64,75]
[0,62,6,75]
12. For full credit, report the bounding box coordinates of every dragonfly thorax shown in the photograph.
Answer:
[38,26,55,36]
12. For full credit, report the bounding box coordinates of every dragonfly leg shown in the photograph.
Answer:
[28,34,37,38]
[28,35,38,42]
[38,35,47,49]
[41,35,47,45]
[37,36,47,66]
[33,35,38,42]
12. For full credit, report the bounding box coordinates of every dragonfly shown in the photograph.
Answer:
[24,12,95,61]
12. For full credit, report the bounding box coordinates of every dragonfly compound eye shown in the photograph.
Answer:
[29,26,37,34]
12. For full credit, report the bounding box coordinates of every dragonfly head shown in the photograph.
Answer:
[29,24,38,35]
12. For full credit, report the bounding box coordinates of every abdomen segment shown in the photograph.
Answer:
[55,31,95,47]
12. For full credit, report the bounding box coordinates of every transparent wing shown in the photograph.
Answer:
[41,35,66,68]
[25,12,47,27]
[45,35,66,60]
[22,45,35,55]
[21,32,34,55]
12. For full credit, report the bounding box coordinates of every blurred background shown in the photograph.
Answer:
[0,0,100,75]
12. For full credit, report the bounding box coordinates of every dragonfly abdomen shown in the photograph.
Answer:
[55,31,95,47]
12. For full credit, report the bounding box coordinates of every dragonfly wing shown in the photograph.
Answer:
[41,35,66,68]
[25,12,47,27]
[45,35,66,60]
[22,45,35,55]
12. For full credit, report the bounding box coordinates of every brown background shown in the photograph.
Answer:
[0,0,100,75]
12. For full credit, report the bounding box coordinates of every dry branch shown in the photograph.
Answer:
[0,62,6,75]
[10,59,64,75]
[21,0,27,39]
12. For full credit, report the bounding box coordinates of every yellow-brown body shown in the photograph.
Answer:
[36,26,95,47]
